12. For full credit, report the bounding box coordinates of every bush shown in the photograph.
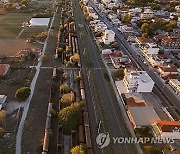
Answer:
[15,87,31,101]
[60,83,72,93]
[60,92,74,104]
[71,145,85,154]
[112,68,125,80]
[42,55,47,62]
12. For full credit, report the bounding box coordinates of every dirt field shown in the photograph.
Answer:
[21,69,53,153]
[0,13,32,39]
[0,39,42,56]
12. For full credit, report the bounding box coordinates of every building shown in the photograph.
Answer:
[158,64,178,77]
[169,79,180,95]
[125,93,147,107]
[109,51,130,68]
[0,95,7,110]
[152,120,180,139]
[28,18,50,28]
[140,9,154,19]
[19,48,41,57]
[154,35,180,52]
[102,30,115,45]
[0,64,10,76]
[123,70,154,93]
[127,106,160,128]
[101,49,112,55]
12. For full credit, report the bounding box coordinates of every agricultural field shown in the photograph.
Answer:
[0,13,31,39]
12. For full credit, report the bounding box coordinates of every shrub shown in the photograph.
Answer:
[15,87,31,101]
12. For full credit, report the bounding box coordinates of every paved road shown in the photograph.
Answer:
[73,0,138,154]
[15,7,58,154]
[89,1,180,117]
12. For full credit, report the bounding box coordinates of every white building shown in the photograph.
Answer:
[169,79,180,95]
[177,17,180,28]
[0,95,7,110]
[152,120,180,139]
[140,9,154,19]
[102,30,115,45]
[123,70,154,93]
[28,18,50,28]
[144,43,159,55]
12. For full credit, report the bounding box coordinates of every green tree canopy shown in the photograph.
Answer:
[59,104,82,134]
[112,68,125,80]
[60,83,72,93]
[60,92,74,104]
[15,87,31,101]
[71,145,85,154]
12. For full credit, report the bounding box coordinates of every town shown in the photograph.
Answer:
[0,0,180,154]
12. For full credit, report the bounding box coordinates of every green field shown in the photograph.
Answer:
[0,13,31,39]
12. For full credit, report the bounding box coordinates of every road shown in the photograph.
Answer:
[89,1,180,118]
[73,0,138,154]
[15,6,58,154]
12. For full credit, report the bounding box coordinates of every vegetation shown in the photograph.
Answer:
[59,103,82,134]
[70,53,80,63]
[71,145,85,154]
[60,92,74,104]
[60,83,72,93]
[143,145,162,154]
[15,87,31,101]
[112,68,125,80]
[121,13,132,23]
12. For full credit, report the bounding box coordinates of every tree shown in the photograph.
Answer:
[141,23,149,32]
[15,87,31,101]
[60,83,72,93]
[0,110,6,122]
[42,55,47,62]
[70,53,80,63]
[59,104,82,134]
[60,92,74,104]
[71,145,85,154]
[143,145,162,154]
[57,47,64,54]
[112,68,125,80]
[121,13,132,23]
[66,46,72,54]
[142,33,148,38]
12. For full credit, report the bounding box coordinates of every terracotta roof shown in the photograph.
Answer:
[103,54,109,59]
[111,51,122,57]
[159,65,178,72]
[126,97,146,107]
[136,37,151,44]
[156,120,180,132]
[0,64,10,76]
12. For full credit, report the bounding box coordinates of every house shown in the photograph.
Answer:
[154,35,180,52]
[0,64,10,76]
[110,51,130,68]
[169,79,180,95]
[123,69,154,93]
[102,30,115,45]
[0,95,7,110]
[124,93,147,107]
[152,120,180,139]
[127,106,160,128]
[177,17,180,28]
[158,64,178,77]
[140,9,154,19]
[102,49,112,55]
